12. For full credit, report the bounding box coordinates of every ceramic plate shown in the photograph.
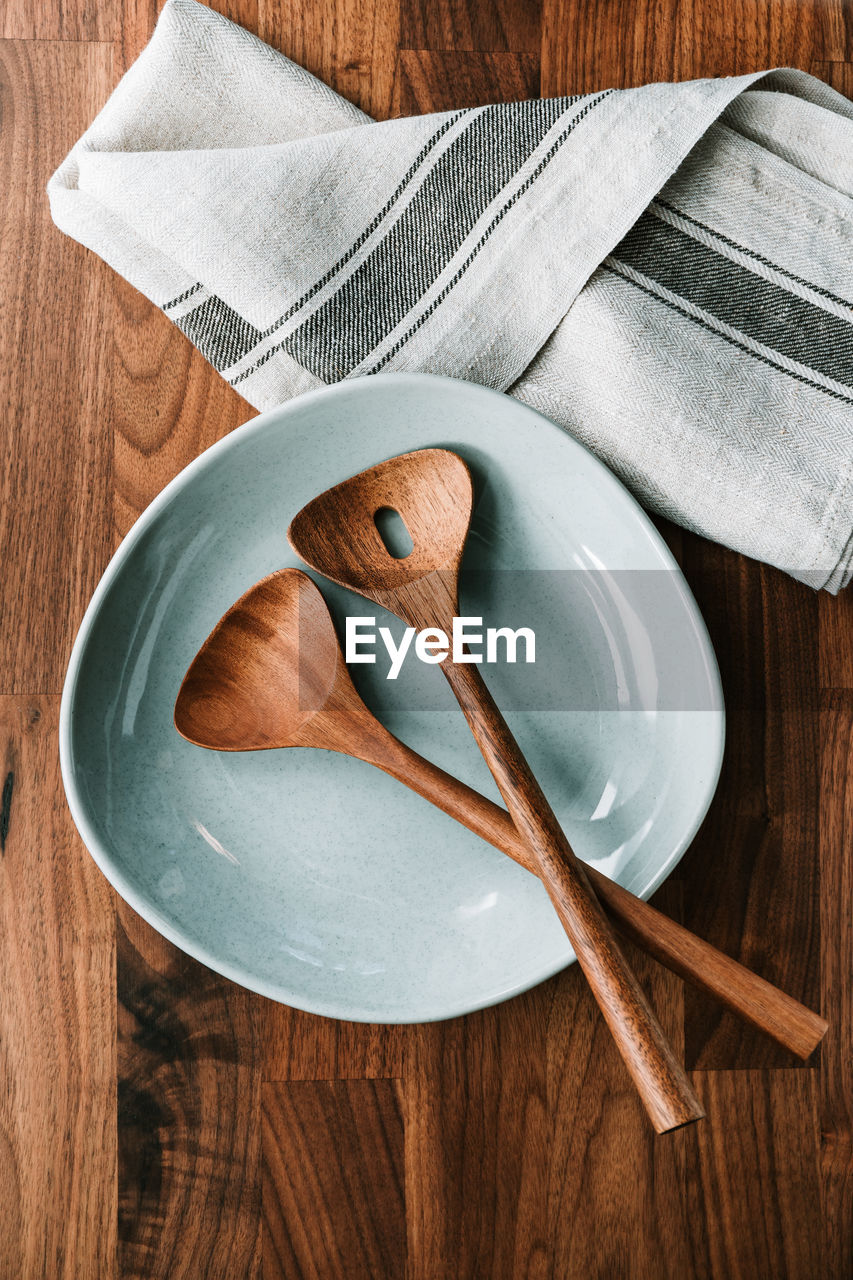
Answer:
[60,373,724,1022]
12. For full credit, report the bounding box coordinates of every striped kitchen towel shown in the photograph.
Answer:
[48,0,853,590]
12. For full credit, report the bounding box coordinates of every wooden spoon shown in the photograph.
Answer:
[288,448,703,1132]
[174,568,826,1064]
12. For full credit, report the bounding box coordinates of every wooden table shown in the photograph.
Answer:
[2,1,851,1275]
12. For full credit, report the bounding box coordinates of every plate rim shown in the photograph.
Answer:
[59,371,726,1022]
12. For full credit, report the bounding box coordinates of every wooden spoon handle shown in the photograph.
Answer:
[438,658,703,1133]
[586,873,827,1059]
[374,740,826,1060]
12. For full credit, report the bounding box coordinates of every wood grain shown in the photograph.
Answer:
[813,7,853,61]
[0,41,115,693]
[0,698,116,1280]
[260,0,401,118]
[111,276,253,540]
[264,1005,406,1082]
[400,0,542,53]
[406,991,550,1280]
[545,902,694,1280]
[541,0,833,95]
[392,48,539,113]
[813,59,853,96]
[547,926,826,1279]
[820,584,853,690]
[262,1079,405,1279]
[117,903,263,1280]
[1,0,118,43]
[1,0,852,1274]
[688,1070,825,1280]
[677,555,822,1069]
[820,691,853,1280]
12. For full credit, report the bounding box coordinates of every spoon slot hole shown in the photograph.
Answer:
[374,506,414,559]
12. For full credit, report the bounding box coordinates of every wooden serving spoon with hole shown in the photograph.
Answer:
[287,449,704,1132]
[174,568,826,1067]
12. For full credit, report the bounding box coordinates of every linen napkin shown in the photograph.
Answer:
[49,0,853,591]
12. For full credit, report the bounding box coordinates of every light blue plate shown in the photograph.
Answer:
[60,373,724,1022]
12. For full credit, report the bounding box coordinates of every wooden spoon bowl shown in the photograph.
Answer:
[288,449,472,604]
[176,570,341,752]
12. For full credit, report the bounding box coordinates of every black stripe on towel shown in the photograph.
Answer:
[611,211,853,390]
[653,197,853,311]
[162,282,204,312]
[281,96,586,383]
[602,263,853,407]
[366,91,611,374]
[174,294,262,372]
